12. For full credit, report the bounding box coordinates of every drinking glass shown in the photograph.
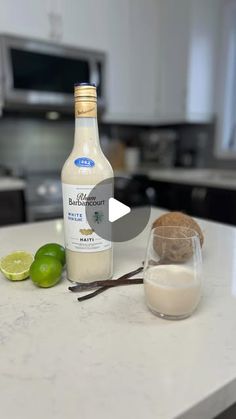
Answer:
[143,226,203,320]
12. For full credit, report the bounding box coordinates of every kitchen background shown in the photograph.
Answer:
[0,0,236,226]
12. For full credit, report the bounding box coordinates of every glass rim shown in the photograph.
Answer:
[152,225,200,240]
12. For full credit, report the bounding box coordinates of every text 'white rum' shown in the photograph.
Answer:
[61,83,113,282]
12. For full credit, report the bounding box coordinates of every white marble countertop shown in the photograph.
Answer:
[115,168,236,191]
[1,209,236,419]
[148,168,236,191]
[0,176,26,191]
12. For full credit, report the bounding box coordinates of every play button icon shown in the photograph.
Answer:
[85,176,151,242]
[108,198,131,222]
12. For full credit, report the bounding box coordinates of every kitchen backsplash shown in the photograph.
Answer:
[0,115,74,174]
[0,113,234,173]
[0,114,150,174]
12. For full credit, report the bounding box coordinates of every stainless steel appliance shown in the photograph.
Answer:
[0,34,106,114]
[25,172,63,222]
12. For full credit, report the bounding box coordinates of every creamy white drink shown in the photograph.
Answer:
[61,84,113,282]
[144,265,201,319]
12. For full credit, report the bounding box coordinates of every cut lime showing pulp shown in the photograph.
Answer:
[0,251,34,281]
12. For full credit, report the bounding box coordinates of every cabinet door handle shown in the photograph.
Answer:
[191,187,207,201]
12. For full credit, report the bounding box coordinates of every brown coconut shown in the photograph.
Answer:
[152,212,204,262]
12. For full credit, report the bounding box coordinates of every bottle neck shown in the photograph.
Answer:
[73,117,100,153]
[75,116,98,131]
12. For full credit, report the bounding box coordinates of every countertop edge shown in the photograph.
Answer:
[178,377,236,419]
[0,177,26,191]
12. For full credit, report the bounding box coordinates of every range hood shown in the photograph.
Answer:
[0,35,106,115]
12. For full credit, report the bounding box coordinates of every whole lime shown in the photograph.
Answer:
[30,255,62,288]
[35,243,65,267]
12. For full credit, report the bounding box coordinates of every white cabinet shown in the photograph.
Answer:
[103,0,132,122]
[157,0,220,122]
[186,0,221,121]
[61,0,111,50]
[121,0,161,123]
[62,0,161,123]
[62,0,133,122]
[59,0,221,123]
[0,0,49,40]
[0,0,160,122]
[100,0,161,124]
[157,0,190,121]
[0,0,221,123]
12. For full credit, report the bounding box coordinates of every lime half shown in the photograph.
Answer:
[0,251,34,281]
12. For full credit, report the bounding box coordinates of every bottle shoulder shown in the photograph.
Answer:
[61,151,113,184]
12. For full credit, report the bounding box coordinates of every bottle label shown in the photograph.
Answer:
[75,101,97,118]
[74,157,95,168]
[62,183,112,253]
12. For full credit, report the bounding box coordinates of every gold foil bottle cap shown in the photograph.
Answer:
[74,83,97,118]
[74,83,97,102]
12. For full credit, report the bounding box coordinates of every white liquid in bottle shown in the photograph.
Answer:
[61,83,113,282]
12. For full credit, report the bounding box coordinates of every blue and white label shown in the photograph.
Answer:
[74,157,95,168]
[62,183,112,252]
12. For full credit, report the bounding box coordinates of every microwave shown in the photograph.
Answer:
[0,34,106,114]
